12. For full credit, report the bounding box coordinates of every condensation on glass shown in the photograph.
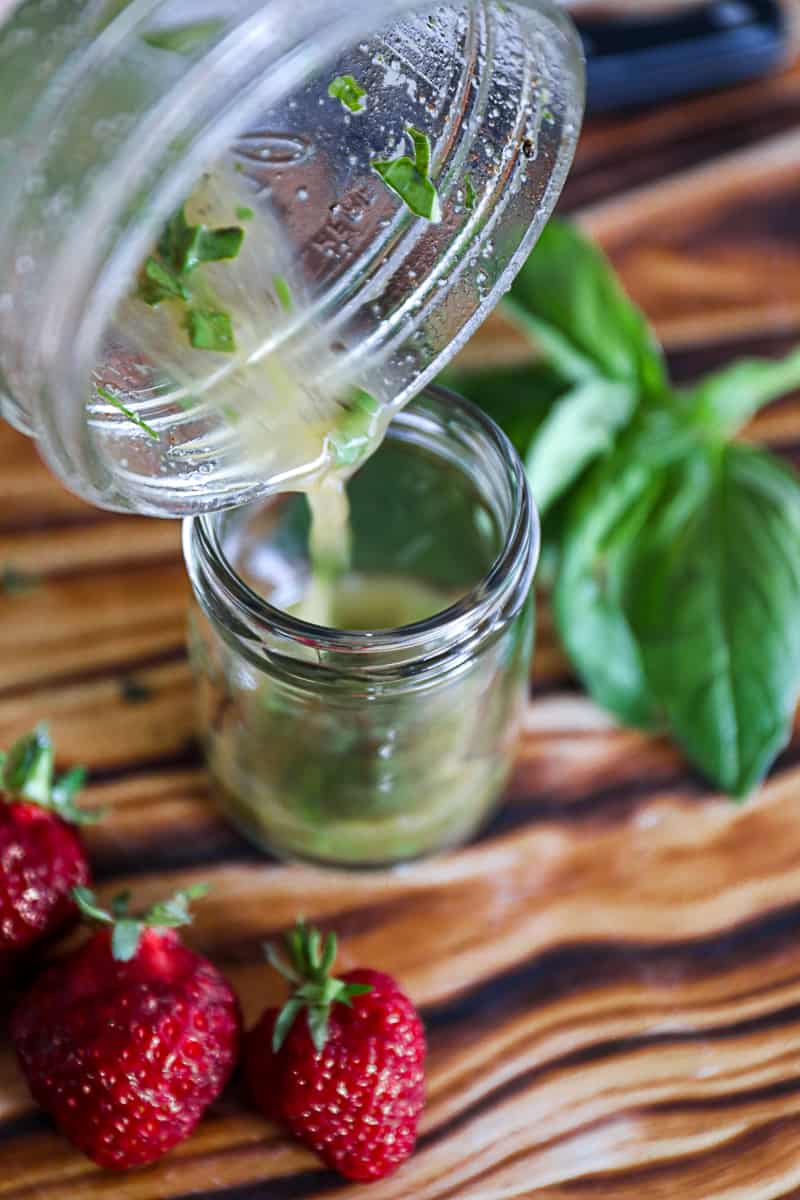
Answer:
[0,0,583,516]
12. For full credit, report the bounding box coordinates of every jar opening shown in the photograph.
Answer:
[183,386,539,677]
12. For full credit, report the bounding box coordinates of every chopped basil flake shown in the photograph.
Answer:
[464,175,477,211]
[328,388,380,467]
[372,127,442,223]
[186,308,236,354]
[158,207,243,275]
[136,257,188,306]
[96,386,159,439]
[328,74,367,114]
[142,20,224,55]
[134,205,245,353]
[236,206,254,221]
[273,274,293,314]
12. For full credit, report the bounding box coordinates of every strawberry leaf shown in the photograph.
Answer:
[272,998,303,1053]
[112,920,144,962]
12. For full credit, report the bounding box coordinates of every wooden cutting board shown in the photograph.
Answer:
[2,53,800,1200]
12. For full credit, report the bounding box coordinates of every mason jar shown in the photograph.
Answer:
[0,0,583,517]
[183,387,538,866]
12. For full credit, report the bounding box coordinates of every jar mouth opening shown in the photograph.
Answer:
[184,386,539,666]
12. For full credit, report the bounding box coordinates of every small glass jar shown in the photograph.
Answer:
[0,0,582,517]
[183,387,538,866]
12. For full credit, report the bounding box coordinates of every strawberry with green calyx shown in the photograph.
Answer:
[12,882,240,1170]
[245,920,426,1182]
[0,725,97,967]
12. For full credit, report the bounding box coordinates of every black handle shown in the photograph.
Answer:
[578,0,788,114]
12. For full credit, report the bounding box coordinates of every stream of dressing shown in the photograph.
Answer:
[111,166,448,629]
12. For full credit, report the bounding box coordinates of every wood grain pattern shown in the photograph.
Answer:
[2,49,800,1200]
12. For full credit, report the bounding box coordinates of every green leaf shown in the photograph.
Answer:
[273,274,293,314]
[142,20,225,55]
[96,386,159,439]
[307,1005,330,1054]
[464,175,477,211]
[4,725,54,805]
[682,346,800,438]
[272,998,303,1053]
[186,308,236,353]
[625,444,800,796]
[503,220,667,399]
[440,362,566,458]
[554,423,692,729]
[50,766,100,825]
[236,206,254,222]
[328,74,367,113]
[145,883,209,928]
[372,128,442,222]
[137,256,188,305]
[72,886,113,925]
[112,919,143,962]
[524,379,635,514]
[328,388,380,467]
[195,226,244,266]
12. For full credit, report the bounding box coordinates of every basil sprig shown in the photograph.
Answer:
[448,219,800,797]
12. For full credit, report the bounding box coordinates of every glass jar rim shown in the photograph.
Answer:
[183,385,539,677]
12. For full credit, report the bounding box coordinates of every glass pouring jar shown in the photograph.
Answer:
[0,0,583,517]
[183,387,538,866]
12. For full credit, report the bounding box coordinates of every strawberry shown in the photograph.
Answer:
[245,921,426,1182]
[0,725,96,970]
[11,884,240,1170]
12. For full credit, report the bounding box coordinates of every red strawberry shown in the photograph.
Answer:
[11,884,240,1170]
[0,725,95,970]
[245,921,426,1182]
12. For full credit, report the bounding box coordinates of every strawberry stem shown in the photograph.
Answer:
[0,725,99,825]
[72,883,209,962]
[265,920,373,1054]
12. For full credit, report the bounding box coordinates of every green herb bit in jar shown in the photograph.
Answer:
[142,20,225,55]
[464,175,477,211]
[95,385,159,439]
[328,388,381,467]
[185,308,236,354]
[372,127,442,223]
[236,206,254,221]
[273,274,294,314]
[328,74,367,113]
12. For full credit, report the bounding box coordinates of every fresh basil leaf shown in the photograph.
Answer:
[504,220,667,399]
[555,449,663,729]
[142,20,224,55]
[625,443,800,796]
[440,362,566,458]
[682,346,800,438]
[185,308,236,353]
[524,379,635,514]
[328,74,367,113]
